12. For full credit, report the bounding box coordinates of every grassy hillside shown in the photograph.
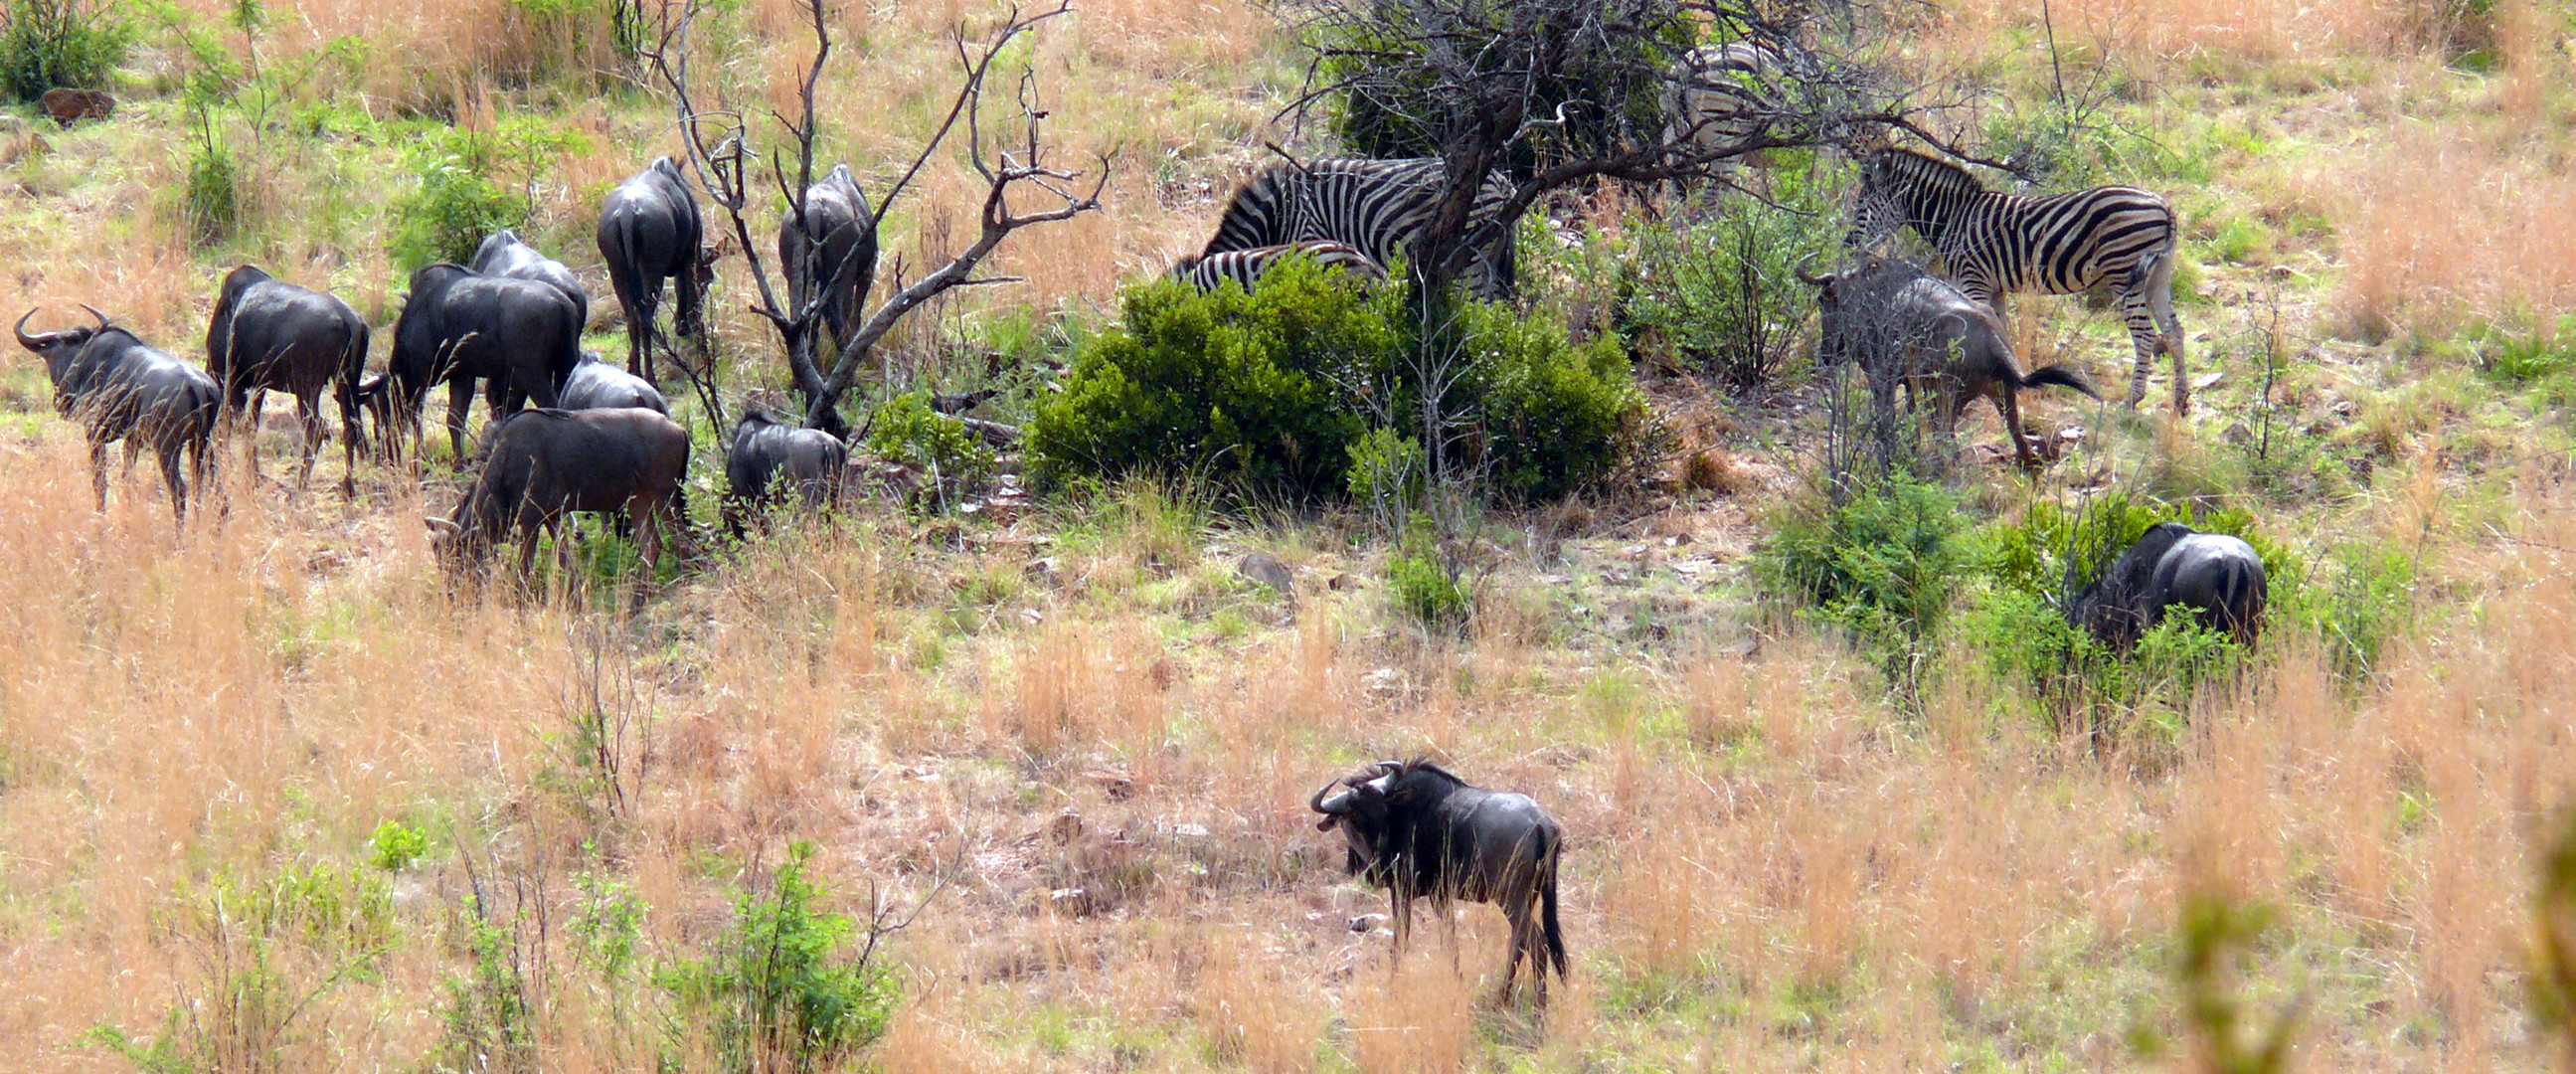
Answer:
[1,0,2575,1071]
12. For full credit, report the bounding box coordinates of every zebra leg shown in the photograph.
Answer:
[2120,285,2166,413]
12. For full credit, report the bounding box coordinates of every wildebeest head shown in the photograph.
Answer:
[16,304,115,405]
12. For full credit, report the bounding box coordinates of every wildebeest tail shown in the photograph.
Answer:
[2020,363,2101,399]
[1539,833,1567,979]
[2218,555,2268,641]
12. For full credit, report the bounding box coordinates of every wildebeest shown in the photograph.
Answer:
[724,408,845,534]
[388,263,584,465]
[559,352,666,414]
[469,229,590,325]
[1806,254,2098,468]
[2065,522,2268,650]
[427,407,690,580]
[778,162,876,354]
[598,157,713,386]
[1309,760,1567,1001]
[207,266,371,494]
[15,305,219,520]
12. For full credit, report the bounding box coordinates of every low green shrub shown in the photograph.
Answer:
[1754,473,1973,690]
[1031,255,1643,505]
[654,840,901,1074]
[1620,170,1836,393]
[0,0,129,102]
[388,120,581,272]
[866,390,996,510]
[1385,516,1471,631]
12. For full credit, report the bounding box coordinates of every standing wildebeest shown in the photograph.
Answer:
[207,266,371,494]
[1309,760,1568,1002]
[598,157,713,386]
[428,407,690,580]
[1806,254,2097,468]
[469,229,590,325]
[1849,146,2184,412]
[388,264,584,465]
[724,408,845,534]
[560,352,667,414]
[15,305,219,520]
[779,162,877,354]
[2065,522,2268,650]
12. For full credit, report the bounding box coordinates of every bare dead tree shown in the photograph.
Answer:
[640,0,1109,440]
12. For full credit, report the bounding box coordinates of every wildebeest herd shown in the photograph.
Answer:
[9,42,2275,1002]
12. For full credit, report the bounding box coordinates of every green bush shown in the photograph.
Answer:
[0,0,129,102]
[388,121,580,272]
[183,143,238,245]
[1031,255,1643,505]
[1385,516,1470,630]
[866,390,996,510]
[1621,170,1837,392]
[654,840,901,1074]
[368,818,428,872]
[1753,473,1972,690]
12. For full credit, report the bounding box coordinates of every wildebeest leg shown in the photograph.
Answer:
[1500,895,1536,1004]
[446,377,475,467]
[89,440,109,511]
[159,443,189,523]
[1995,381,2038,469]
[294,390,323,491]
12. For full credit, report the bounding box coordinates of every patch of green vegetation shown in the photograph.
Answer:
[654,839,901,1073]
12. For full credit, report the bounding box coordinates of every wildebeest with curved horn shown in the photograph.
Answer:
[560,352,667,415]
[16,305,219,520]
[598,157,714,387]
[2065,521,2268,650]
[779,162,877,355]
[469,229,590,326]
[427,407,690,582]
[1805,254,2098,468]
[723,408,845,535]
[388,263,585,465]
[207,266,371,494]
[1310,759,1568,1002]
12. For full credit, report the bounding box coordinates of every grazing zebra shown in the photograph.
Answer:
[1203,157,1517,299]
[1662,41,1788,164]
[1167,241,1388,293]
[1850,147,2187,413]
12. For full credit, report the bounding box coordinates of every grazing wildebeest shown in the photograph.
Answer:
[559,352,666,414]
[15,305,219,520]
[779,162,876,354]
[2065,522,2268,650]
[1309,759,1568,1002]
[1806,254,2098,468]
[469,229,590,325]
[428,407,690,581]
[207,266,371,494]
[388,264,584,465]
[598,157,713,386]
[724,408,845,534]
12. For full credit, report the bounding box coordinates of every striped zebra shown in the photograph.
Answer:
[1850,147,2187,413]
[1203,157,1517,299]
[1662,42,1788,165]
[1167,241,1388,293]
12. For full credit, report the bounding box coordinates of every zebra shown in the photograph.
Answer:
[1849,147,2187,413]
[1167,241,1388,293]
[1662,41,1789,166]
[1202,157,1517,300]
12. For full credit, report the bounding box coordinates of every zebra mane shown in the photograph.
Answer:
[1875,147,1988,198]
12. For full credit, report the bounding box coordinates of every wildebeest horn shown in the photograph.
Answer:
[79,303,108,329]
[1794,254,1831,286]
[14,307,53,350]
[1309,777,1342,813]
[424,516,460,536]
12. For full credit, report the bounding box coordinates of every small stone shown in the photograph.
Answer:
[1717,638,1760,659]
[1239,551,1294,598]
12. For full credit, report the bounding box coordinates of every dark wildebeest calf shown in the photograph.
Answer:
[469,229,591,326]
[559,352,667,415]
[598,157,713,386]
[16,305,219,520]
[388,264,584,466]
[2066,521,2268,650]
[207,266,371,494]
[779,162,877,355]
[1310,759,1568,1002]
[723,408,845,535]
[428,408,690,581]
[1806,254,2098,467]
